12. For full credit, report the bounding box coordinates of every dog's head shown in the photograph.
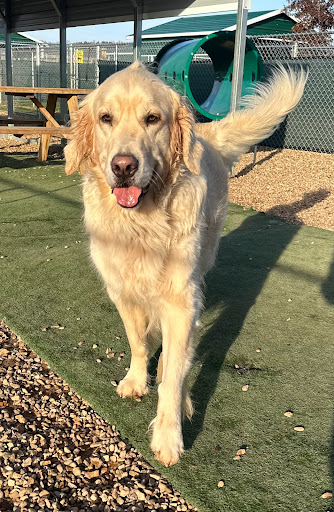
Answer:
[64,62,203,209]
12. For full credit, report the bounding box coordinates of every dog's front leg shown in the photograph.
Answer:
[112,298,149,398]
[151,295,195,466]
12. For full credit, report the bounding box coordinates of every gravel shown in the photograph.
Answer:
[0,322,196,512]
[230,146,333,231]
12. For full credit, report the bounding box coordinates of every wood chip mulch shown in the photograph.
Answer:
[0,322,195,512]
[231,146,333,231]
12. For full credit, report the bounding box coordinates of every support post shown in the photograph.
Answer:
[133,0,143,62]
[36,43,41,87]
[115,43,118,72]
[59,9,67,123]
[69,44,74,88]
[36,43,42,118]
[31,49,35,88]
[230,0,250,112]
[96,44,100,87]
[5,0,13,118]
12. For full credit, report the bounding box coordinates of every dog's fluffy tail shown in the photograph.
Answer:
[198,65,308,163]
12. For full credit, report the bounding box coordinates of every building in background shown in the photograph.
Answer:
[134,9,297,41]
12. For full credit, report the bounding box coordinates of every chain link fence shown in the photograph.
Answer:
[0,31,333,153]
[249,32,334,153]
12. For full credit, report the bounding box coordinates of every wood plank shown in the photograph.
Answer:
[0,119,44,125]
[0,86,94,95]
[67,95,79,121]
[38,94,58,162]
[30,96,60,128]
[0,127,70,136]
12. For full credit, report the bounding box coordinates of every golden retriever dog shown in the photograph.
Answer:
[64,62,306,466]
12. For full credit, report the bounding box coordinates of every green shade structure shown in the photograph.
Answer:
[155,31,263,120]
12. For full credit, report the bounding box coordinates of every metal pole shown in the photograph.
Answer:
[36,43,42,118]
[60,9,67,123]
[31,49,35,87]
[5,0,13,118]
[69,44,73,88]
[115,43,118,72]
[230,0,250,112]
[75,49,78,88]
[252,144,258,166]
[133,0,143,62]
[36,43,41,87]
[96,44,100,87]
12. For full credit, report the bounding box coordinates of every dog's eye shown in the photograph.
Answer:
[146,114,160,124]
[101,114,112,124]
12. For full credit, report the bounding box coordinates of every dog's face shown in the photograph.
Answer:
[65,62,202,209]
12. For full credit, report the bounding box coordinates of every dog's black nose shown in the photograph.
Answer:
[111,154,139,179]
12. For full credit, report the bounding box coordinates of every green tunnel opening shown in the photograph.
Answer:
[155,32,263,120]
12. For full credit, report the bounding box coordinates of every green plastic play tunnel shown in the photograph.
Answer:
[155,32,263,120]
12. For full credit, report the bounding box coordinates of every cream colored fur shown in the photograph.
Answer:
[64,62,306,466]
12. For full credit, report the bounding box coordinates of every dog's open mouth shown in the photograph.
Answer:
[112,184,150,208]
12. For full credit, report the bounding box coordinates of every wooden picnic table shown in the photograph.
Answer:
[0,86,93,161]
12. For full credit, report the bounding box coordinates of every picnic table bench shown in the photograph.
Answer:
[0,86,93,161]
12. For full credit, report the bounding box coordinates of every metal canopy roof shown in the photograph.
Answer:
[0,0,237,33]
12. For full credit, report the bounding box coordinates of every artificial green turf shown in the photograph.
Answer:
[1,154,334,512]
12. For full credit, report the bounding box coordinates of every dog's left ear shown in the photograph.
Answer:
[170,91,203,175]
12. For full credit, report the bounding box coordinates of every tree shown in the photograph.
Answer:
[285,0,334,32]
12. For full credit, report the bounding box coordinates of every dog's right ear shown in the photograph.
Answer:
[64,100,95,175]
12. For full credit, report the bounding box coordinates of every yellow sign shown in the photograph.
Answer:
[77,50,84,64]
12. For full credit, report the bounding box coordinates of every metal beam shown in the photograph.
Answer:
[133,0,143,62]
[0,8,6,24]
[5,0,13,118]
[230,0,250,112]
[49,0,62,17]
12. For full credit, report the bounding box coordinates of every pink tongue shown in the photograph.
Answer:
[113,186,142,208]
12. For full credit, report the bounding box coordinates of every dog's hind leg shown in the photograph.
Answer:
[112,298,149,398]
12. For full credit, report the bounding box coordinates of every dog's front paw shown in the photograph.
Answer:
[150,421,184,466]
[117,374,148,398]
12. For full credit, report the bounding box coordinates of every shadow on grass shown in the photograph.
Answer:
[0,153,63,169]
[0,175,81,208]
[183,212,300,448]
[322,253,334,305]
[184,188,332,449]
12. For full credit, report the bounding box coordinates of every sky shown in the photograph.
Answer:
[24,0,286,43]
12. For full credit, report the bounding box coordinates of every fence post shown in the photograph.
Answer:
[230,0,250,112]
[69,44,73,88]
[115,44,118,73]
[5,30,14,118]
[76,48,79,88]
[96,44,100,87]
[31,48,35,87]
[291,42,298,58]
[36,43,40,87]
